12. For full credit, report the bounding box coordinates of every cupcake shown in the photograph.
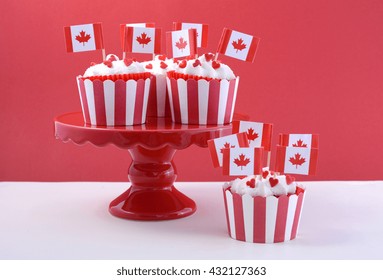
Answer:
[222,170,306,243]
[141,55,176,118]
[77,54,152,126]
[166,53,239,125]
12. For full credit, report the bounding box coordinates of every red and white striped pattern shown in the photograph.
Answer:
[223,188,305,243]
[166,77,239,124]
[77,77,151,126]
[146,75,171,118]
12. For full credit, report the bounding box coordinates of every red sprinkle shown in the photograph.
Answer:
[179,60,187,68]
[124,58,133,67]
[212,60,221,69]
[145,64,153,69]
[193,59,201,67]
[269,178,279,187]
[103,60,113,68]
[295,186,305,195]
[204,53,214,62]
[286,175,295,185]
[158,55,167,61]
[108,55,118,62]
[246,178,256,188]
[90,62,96,66]
[160,61,168,69]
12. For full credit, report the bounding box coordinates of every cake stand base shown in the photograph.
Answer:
[109,185,196,220]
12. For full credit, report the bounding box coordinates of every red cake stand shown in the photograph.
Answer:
[54,112,234,221]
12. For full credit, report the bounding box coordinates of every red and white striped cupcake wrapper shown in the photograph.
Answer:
[77,77,151,126]
[166,77,239,125]
[223,188,305,243]
[146,74,171,118]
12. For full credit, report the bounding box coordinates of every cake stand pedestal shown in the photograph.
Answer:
[54,112,233,221]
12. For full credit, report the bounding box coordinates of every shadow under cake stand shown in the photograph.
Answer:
[54,112,233,221]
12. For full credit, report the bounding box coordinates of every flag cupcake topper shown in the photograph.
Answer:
[275,146,319,175]
[216,28,260,62]
[207,132,249,168]
[232,120,273,168]
[123,26,162,57]
[64,22,105,60]
[166,29,197,59]
[222,147,264,176]
[120,22,155,56]
[173,22,208,48]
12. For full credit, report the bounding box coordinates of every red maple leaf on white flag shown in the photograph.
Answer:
[292,139,308,147]
[233,154,251,170]
[289,153,306,168]
[136,33,151,47]
[220,142,235,154]
[232,38,246,52]
[75,30,91,46]
[175,37,188,51]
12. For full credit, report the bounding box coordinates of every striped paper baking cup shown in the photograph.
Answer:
[166,75,239,125]
[223,188,305,243]
[77,76,151,126]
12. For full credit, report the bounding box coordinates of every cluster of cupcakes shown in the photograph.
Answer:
[77,52,238,126]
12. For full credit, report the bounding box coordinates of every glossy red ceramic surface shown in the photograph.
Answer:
[55,112,233,220]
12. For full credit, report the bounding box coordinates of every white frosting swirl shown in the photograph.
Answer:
[173,53,236,80]
[223,169,305,197]
[82,54,146,77]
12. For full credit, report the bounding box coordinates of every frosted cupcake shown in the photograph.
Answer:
[77,54,151,126]
[166,53,239,125]
[223,170,306,243]
[141,55,176,118]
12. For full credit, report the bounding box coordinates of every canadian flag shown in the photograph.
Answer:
[208,132,249,168]
[166,29,197,59]
[123,26,161,54]
[222,147,264,176]
[173,22,208,48]
[232,121,273,151]
[275,146,319,175]
[216,28,260,62]
[120,23,155,50]
[64,23,104,53]
[279,134,319,148]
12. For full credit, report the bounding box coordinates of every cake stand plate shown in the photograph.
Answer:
[54,112,233,221]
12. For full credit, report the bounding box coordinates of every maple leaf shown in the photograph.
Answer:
[175,37,188,51]
[233,154,251,170]
[220,142,235,154]
[75,30,91,46]
[136,32,151,47]
[292,139,308,147]
[289,153,306,169]
[232,38,246,53]
[246,127,259,142]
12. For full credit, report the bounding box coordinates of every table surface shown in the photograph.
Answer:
[1,181,382,260]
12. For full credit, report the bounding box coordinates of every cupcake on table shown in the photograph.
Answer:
[208,120,319,243]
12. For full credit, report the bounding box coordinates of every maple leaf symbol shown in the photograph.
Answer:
[289,153,306,169]
[246,127,259,142]
[220,142,235,154]
[136,33,151,47]
[292,139,308,147]
[75,30,91,46]
[232,38,246,52]
[175,37,188,51]
[233,154,251,170]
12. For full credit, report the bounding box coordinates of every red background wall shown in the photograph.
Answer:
[1,0,382,181]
